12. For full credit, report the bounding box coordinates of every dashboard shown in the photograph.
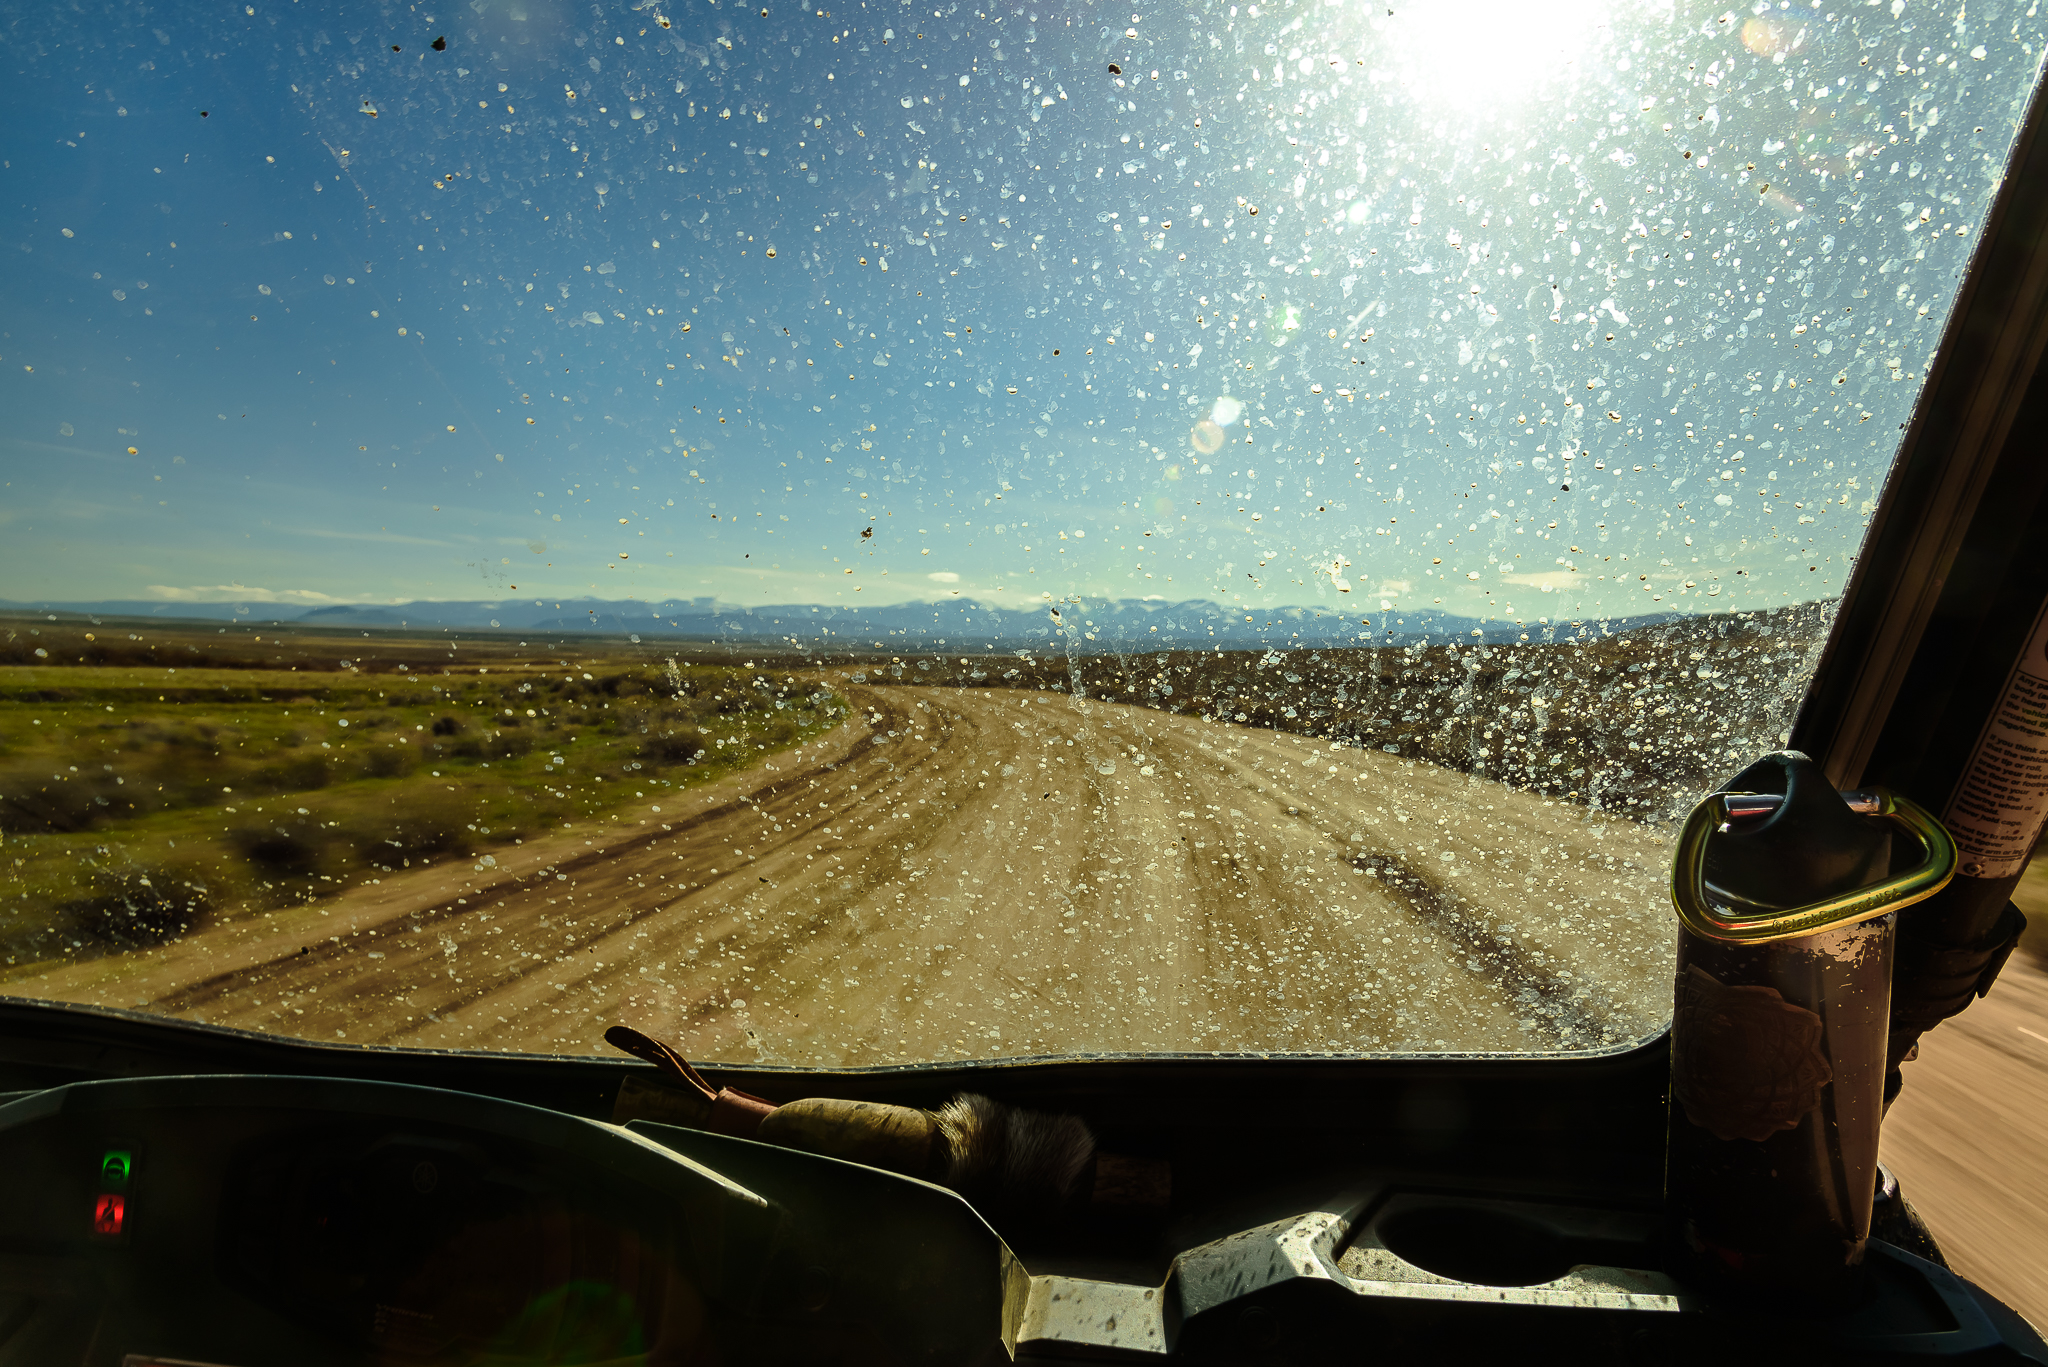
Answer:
[0,1074,1005,1366]
[0,1068,2040,1367]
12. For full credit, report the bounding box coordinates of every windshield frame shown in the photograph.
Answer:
[5,6,2048,1077]
[1795,76,2048,788]
[15,140,2044,1075]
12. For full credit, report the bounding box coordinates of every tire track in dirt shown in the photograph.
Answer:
[1345,854,1609,1041]
[141,688,950,1042]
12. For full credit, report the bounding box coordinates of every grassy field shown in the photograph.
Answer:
[0,616,845,969]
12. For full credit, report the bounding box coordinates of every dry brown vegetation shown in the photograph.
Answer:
[815,600,1830,817]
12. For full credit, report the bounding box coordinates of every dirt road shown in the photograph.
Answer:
[11,686,1677,1064]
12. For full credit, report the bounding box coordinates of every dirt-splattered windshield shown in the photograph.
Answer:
[2,0,2041,1063]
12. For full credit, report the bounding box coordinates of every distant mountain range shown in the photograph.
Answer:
[0,595,1685,649]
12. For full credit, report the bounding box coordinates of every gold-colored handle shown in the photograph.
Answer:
[1668,788,1957,944]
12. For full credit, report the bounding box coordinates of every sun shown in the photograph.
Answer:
[1361,0,1619,108]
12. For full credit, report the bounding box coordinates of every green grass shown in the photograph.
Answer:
[0,621,843,968]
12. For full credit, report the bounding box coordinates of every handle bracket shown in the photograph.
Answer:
[1669,788,1957,944]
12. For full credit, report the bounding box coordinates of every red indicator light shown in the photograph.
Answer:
[93,1194,126,1236]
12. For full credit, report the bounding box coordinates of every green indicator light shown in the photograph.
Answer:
[100,1150,132,1189]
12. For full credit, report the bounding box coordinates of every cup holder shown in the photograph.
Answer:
[1375,1206,1579,1288]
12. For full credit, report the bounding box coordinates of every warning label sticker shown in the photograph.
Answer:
[1945,598,2048,880]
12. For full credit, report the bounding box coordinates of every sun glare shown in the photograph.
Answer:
[1369,0,1617,105]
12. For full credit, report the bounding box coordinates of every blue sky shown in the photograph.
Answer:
[2,0,2038,626]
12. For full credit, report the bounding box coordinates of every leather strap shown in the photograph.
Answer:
[604,1024,775,1138]
[1889,901,2027,1035]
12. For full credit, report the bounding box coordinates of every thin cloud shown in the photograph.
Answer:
[1,438,121,460]
[1498,570,1584,591]
[145,584,355,604]
[282,526,455,547]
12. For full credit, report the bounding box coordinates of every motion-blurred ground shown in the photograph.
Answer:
[1880,854,2048,1332]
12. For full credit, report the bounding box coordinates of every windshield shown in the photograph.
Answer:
[3,0,2041,1064]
